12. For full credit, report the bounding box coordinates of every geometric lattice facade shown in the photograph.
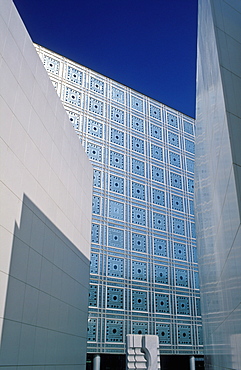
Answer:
[36,44,203,355]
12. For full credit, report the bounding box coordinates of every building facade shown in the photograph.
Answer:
[0,2,92,369]
[195,0,241,369]
[36,44,203,365]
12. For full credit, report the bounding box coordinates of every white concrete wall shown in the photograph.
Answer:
[0,0,92,368]
[195,0,241,369]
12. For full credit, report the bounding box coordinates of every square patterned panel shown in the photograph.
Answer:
[132,261,147,281]
[171,194,184,212]
[150,124,162,140]
[65,87,81,106]
[132,159,145,176]
[87,143,102,161]
[155,293,170,313]
[132,207,146,226]
[151,144,163,161]
[107,287,124,309]
[178,325,191,344]
[170,172,182,189]
[43,55,60,75]
[112,87,124,103]
[176,296,190,315]
[150,105,161,120]
[173,242,186,260]
[184,120,193,135]
[172,218,185,235]
[106,320,123,342]
[110,175,124,194]
[169,151,181,168]
[132,322,148,335]
[132,290,147,311]
[154,264,168,284]
[108,256,124,277]
[132,136,144,154]
[111,128,124,146]
[156,324,170,344]
[132,116,144,132]
[153,238,167,256]
[185,139,195,154]
[132,182,145,200]
[152,166,164,183]
[89,97,103,115]
[168,132,179,147]
[88,119,103,138]
[131,96,143,112]
[153,213,166,231]
[109,200,124,220]
[110,151,124,169]
[167,113,178,127]
[90,77,104,95]
[175,268,188,287]
[152,189,165,206]
[111,107,124,124]
[67,66,82,84]
[132,233,146,252]
[186,158,194,173]
[108,228,124,248]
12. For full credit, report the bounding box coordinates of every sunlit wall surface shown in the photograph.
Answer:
[36,44,203,356]
[0,1,92,368]
[195,0,241,369]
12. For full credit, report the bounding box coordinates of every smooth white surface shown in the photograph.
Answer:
[195,0,241,369]
[0,0,92,368]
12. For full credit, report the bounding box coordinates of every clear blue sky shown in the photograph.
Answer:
[14,0,198,118]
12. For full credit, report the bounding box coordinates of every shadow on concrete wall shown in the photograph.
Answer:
[0,195,90,368]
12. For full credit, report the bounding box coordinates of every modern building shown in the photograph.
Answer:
[195,0,241,370]
[36,44,203,369]
[0,1,92,369]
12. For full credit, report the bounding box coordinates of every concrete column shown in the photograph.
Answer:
[189,356,195,370]
[93,354,101,370]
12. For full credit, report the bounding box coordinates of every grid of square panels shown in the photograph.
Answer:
[37,44,201,355]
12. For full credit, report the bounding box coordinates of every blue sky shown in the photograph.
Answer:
[14,0,198,118]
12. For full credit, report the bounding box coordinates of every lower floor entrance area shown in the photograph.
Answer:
[86,353,204,370]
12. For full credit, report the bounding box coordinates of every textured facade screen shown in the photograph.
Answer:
[36,44,202,355]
